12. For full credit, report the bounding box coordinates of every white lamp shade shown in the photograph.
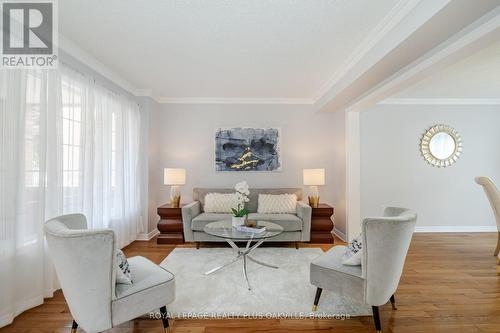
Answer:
[164,168,186,185]
[303,168,325,186]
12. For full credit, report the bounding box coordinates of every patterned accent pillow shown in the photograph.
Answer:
[342,234,363,266]
[257,194,297,214]
[115,249,133,284]
[204,193,239,213]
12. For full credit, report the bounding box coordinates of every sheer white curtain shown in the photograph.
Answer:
[0,68,56,328]
[0,65,145,327]
[87,82,143,247]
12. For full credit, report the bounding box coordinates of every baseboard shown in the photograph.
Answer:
[415,226,497,233]
[332,227,347,242]
[137,228,160,241]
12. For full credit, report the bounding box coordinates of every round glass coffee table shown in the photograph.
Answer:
[203,220,284,290]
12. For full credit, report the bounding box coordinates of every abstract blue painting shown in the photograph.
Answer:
[215,127,282,171]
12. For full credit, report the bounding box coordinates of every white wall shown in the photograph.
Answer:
[151,103,347,234]
[136,96,163,233]
[360,104,500,230]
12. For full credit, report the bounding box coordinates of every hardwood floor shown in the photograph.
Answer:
[1,233,499,333]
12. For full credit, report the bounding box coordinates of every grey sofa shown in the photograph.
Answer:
[182,188,312,245]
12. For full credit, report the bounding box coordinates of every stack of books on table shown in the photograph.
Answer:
[234,225,266,233]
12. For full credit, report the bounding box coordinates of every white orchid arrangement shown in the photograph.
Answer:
[232,181,250,217]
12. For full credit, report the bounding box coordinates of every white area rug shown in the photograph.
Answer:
[160,247,371,317]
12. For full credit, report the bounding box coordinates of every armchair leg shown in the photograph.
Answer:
[295,241,299,250]
[196,242,200,250]
[159,306,170,333]
[312,287,322,311]
[390,294,397,310]
[372,306,382,333]
[71,320,78,333]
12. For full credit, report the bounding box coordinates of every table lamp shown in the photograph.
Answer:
[164,168,186,208]
[303,168,325,208]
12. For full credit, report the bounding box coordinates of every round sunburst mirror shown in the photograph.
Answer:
[420,124,462,168]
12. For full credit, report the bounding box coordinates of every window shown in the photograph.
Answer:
[6,65,143,248]
[24,71,43,187]
[23,72,85,191]
[19,71,46,245]
[61,80,83,189]
[111,111,117,188]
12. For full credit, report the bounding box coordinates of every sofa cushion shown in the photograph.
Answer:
[203,193,239,213]
[248,213,302,231]
[193,188,303,212]
[191,213,232,231]
[257,194,297,214]
[191,212,303,232]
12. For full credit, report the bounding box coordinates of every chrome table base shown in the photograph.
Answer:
[204,238,278,290]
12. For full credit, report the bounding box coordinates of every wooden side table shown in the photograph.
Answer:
[157,203,185,244]
[310,203,334,243]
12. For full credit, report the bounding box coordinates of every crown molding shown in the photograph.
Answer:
[59,34,145,96]
[347,6,500,112]
[62,0,498,108]
[156,97,314,105]
[315,0,455,112]
[58,35,313,105]
[313,0,423,103]
[59,1,424,106]
[379,98,500,105]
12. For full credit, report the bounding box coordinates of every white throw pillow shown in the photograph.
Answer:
[257,194,297,214]
[115,249,133,284]
[204,192,239,213]
[342,234,363,266]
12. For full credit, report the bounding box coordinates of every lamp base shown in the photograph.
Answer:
[308,196,320,208]
[170,185,181,208]
[170,195,181,208]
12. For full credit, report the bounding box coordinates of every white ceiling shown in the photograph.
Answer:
[59,0,401,101]
[395,41,500,98]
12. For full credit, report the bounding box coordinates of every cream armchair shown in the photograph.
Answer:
[475,176,500,256]
[44,214,175,333]
[310,207,417,333]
